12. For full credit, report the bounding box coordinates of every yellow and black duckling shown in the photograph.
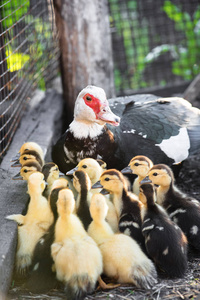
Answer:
[88,193,157,289]
[11,149,44,168]
[6,172,53,275]
[42,162,60,198]
[139,183,188,278]
[68,157,118,232]
[93,169,145,249]
[72,170,93,230]
[51,188,103,300]
[141,164,200,251]
[11,141,44,164]
[12,160,42,181]
[121,155,153,195]
[24,177,69,293]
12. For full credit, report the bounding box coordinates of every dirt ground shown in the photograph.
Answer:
[7,153,200,300]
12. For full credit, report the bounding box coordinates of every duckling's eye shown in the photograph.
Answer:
[153,172,158,176]
[86,95,92,101]
[134,162,139,166]
[23,157,27,160]
[24,169,28,173]
[55,167,58,171]
[82,165,87,169]
[105,177,110,181]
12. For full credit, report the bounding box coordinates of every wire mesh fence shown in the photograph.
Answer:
[108,0,200,96]
[0,0,60,161]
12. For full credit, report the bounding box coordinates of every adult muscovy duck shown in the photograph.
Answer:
[52,85,200,174]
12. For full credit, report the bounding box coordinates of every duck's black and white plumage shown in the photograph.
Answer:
[139,183,188,278]
[52,85,200,173]
[141,164,200,251]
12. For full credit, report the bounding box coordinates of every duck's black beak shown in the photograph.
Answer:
[66,166,78,176]
[11,160,21,167]
[121,165,132,174]
[140,176,152,184]
[10,153,20,162]
[12,172,23,180]
[100,188,110,195]
[92,181,103,189]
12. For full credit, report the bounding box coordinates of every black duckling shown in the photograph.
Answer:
[52,85,200,174]
[24,177,69,293]
[88,193,157,289]
[121,155,153,195]
[141,164,200,251]
[139,183,188,278]
[93,169,145,251]
[6,172,53,276]
[51,188,103,300]
[67,157,118,232]
[72,170,93,230]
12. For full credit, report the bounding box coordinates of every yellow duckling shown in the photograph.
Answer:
[121,155,153,195]
[51,188,103,300]
[11,149,44,168]
[12,160,42,181]
[88,193,157,289]
[24,177,70,293]
[6,172,53,275]
[11,141,44,164]
[68,158,118,232]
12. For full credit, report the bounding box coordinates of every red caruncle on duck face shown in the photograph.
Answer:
[83,93,120,127]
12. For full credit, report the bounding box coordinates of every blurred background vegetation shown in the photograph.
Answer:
[108,0,200,95]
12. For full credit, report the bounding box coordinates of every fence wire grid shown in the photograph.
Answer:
[108,0,200,96]
[0,0,60,161]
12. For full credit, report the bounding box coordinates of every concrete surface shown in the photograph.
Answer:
[0,85,64,299]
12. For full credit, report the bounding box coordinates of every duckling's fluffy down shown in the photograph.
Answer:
[97,233,157,289]
[51,235,103,297]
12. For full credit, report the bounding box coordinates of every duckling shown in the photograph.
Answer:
[11,141,44,163]
[24,177,69,293]
[68,158,118,232]
[51,188,103,300]
[94,169,145,249]
[12,160,42,180]
[141,164,200,251]
[11,149,44,168]
[42,162,60,198]
[6,172,53,275]
[72,170,93,230]
[139,183,188,278]
[121,155,153,195]
[88,193,157,289]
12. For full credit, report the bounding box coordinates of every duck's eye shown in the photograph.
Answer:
[134,162,139,166]
[86,95,92,101]
[105,177,110,181]
[23,157,27,160]
[24,169,28,173]
[55,167,58,171]
[82,165,87,169]
[153,172,158,176]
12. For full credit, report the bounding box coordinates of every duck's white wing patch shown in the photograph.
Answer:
[155,127,190,164]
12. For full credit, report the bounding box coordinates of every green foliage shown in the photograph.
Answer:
[109,0,150,92]
[1,0,55,90]
[162,1,200,80]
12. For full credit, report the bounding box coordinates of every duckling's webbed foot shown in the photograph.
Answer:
[97,276,121,290]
